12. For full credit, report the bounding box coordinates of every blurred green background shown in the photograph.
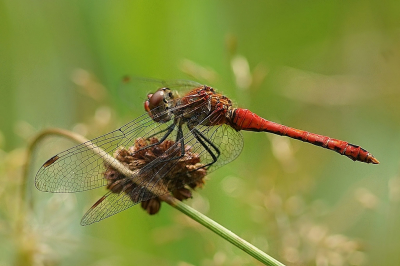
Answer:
[1,1,400,265]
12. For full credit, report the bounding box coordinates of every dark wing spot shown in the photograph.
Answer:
[43,155,60,168]
[91,195,107,209]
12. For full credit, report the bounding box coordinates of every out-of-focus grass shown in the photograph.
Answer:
[1,1,400,265]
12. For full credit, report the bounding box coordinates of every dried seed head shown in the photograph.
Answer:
[141,198,161,215]
[172,187,192,201]
[104,137,208,214]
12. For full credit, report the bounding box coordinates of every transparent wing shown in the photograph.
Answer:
[80,183,162,225]
[35,112,173,192]
[81,191,136,225]
[35,78,206,193]
[193,124,244,171]
[80,112,244,225]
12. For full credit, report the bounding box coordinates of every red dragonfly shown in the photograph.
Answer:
[35,77,379,225]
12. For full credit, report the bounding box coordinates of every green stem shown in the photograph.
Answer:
[25,128,286,266]
[161,194,286,266]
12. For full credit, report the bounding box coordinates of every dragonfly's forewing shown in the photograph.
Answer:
[35,111,174,193]
[35,79,204,193]
[36,78,244,225]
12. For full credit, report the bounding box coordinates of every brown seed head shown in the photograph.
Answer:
[104,137,208,214]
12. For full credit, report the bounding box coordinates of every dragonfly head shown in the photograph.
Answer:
[144,87,174,122]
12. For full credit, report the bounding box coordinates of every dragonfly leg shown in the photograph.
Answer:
[159,124,186,162]
[191,128,220,169]
[133,123,176,154]
[145,124,174,140]
[143,125,187,168]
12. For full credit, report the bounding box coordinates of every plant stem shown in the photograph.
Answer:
[25,128,286,266]
[162,194,286,266]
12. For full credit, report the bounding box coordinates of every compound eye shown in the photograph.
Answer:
[144,100,150,112]
[148,89,165,110]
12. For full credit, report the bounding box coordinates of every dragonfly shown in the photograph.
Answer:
[35,77,379,225]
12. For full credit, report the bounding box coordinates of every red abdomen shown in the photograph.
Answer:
[231,108,379,164]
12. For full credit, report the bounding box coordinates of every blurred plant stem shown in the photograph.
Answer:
[23,128,286,266]
[166,196,285,266]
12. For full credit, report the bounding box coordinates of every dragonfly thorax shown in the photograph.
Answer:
[175,86,234,128]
